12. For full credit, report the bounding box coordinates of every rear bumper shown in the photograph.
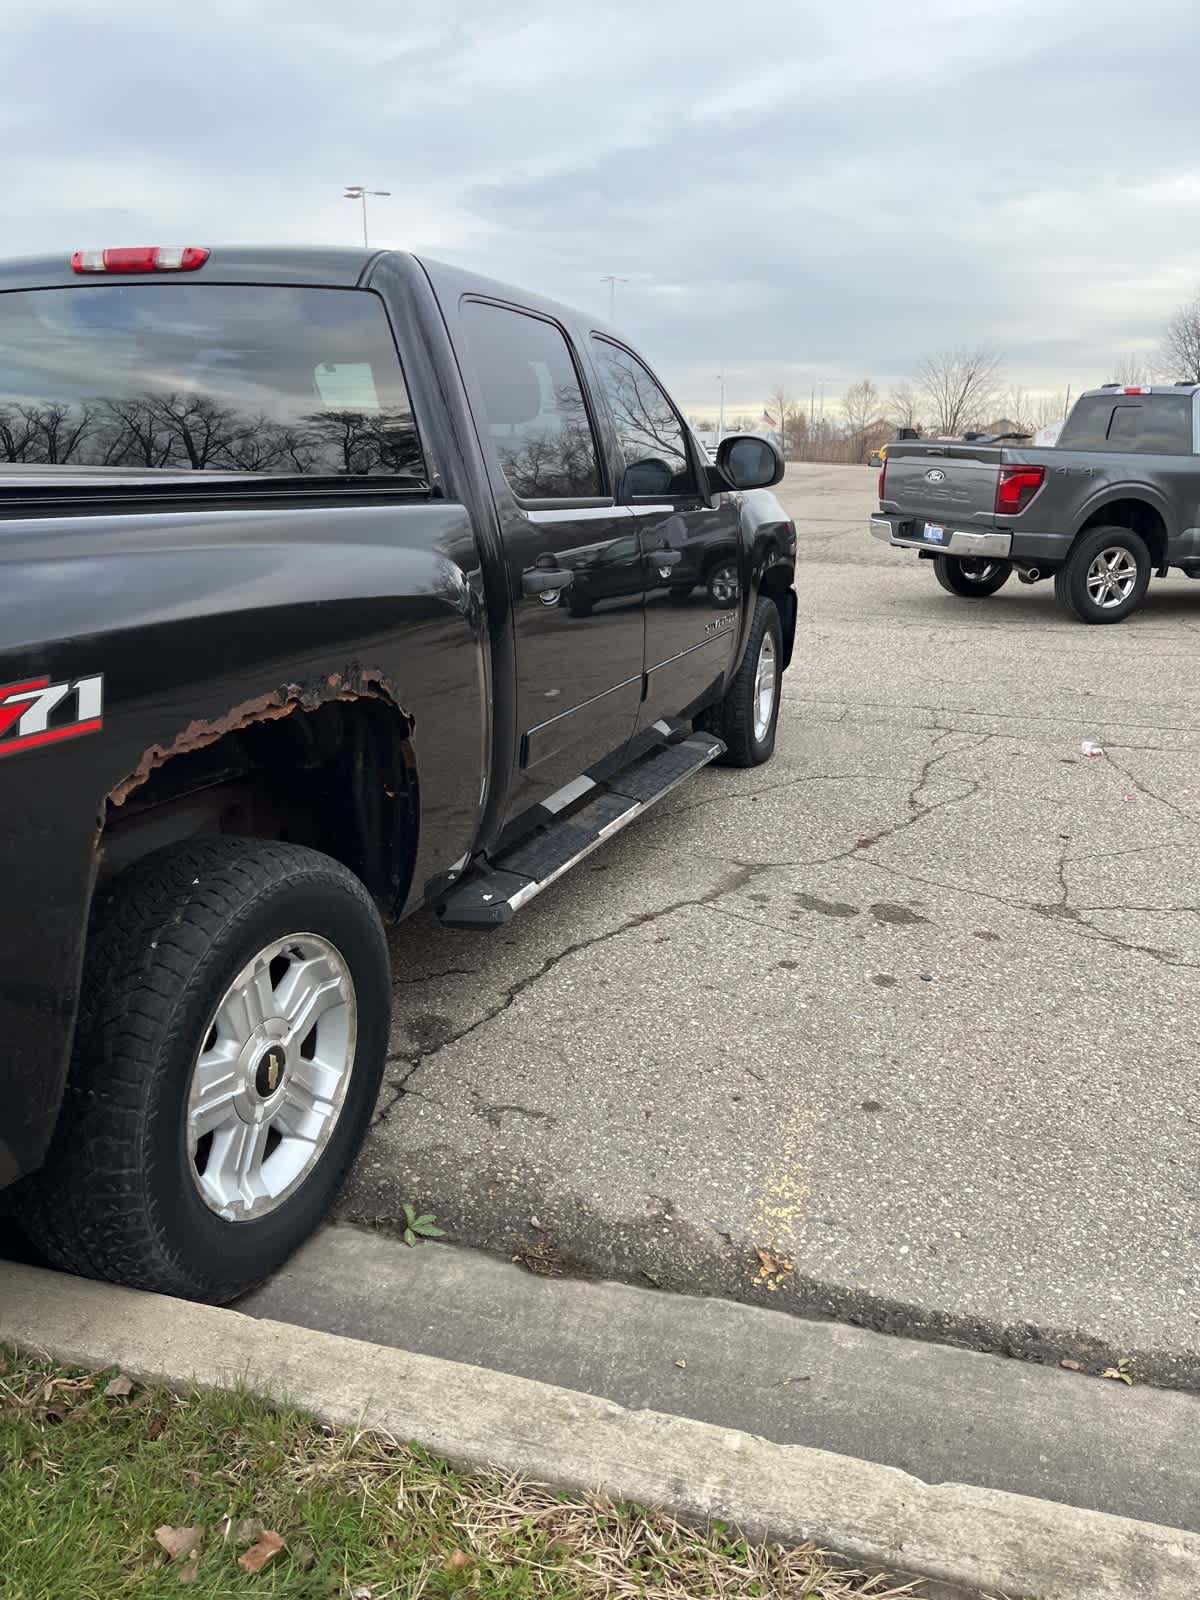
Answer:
[870,515,1011,558]
[870,514,1073,564]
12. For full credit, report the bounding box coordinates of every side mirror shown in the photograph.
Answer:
[715,434,784,490]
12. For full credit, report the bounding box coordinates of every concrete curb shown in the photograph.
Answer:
[3,1262,1198,1600]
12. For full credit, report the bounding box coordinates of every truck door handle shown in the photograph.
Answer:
[522,566,574,595]
[648,547,683,568]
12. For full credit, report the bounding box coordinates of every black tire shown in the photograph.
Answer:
[1054,525,1151,624]
[697,595,782,767]
[13,836,390,1303]
[933,555,1013,597]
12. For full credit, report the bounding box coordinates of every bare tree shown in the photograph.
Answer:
[765,385,808,457]
[763,385,789,446]
[783,407,808,458]
[1038,392,1072,427]
[885,382,921,432]
[1112,352,1153,386]
[999,387,1044,435]
[765,386,792,428]
[918,347,1003,436]
[841,379,879,462]
[1159,296,1200,383]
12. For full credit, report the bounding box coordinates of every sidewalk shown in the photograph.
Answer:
[243,1226,1200,1535]
[4,1257,1200,1600]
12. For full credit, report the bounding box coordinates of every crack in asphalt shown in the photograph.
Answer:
[847,852,1200,974]
[731,734,990,875]
[1103,748,1200,827]
[660,770,899,821]
[376,722,1200,1126]
[391,964,479,987]
[374,862,763,1111]
[788,693,1200,740]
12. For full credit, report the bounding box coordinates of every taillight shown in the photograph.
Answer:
[1122,386,1148,395]
[70,247,210,274]
[995,465,1045,516]
[878,459,887,502]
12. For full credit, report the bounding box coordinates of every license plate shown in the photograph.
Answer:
[923,522,946,544]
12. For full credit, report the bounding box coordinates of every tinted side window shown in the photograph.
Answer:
[1107,396,1192,454]
[0,284,425,477]
[1056,397,1113,451]
[460,301,602,501]
[590,339,697,498]
[1106,406,1143,451]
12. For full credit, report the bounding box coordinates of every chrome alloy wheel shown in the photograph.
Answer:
[186,933,357,1221]
[753,629,779,742]
[1086,547,1138,609]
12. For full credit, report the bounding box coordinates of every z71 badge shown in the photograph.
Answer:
[0,674,103,758]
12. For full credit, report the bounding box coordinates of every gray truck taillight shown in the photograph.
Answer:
[995,465,1045,516]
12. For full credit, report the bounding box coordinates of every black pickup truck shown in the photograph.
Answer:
[871,384,1200,623]
[0,245,796,1302]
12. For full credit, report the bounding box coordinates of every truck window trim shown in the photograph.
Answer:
[459,294,614,512]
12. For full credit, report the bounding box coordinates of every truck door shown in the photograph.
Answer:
[588,336,740,729]
[459,299,645,820]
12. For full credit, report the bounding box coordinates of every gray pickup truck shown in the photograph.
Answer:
[871,384,1200,623]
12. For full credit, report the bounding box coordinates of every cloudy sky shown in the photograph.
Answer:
[5,0,1199,416]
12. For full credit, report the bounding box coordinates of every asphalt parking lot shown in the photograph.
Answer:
[343,462,1200,1388]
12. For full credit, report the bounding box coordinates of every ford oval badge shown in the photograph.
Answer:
[925,468,946,483]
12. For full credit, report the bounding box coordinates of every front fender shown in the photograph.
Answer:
[733,488,797,671]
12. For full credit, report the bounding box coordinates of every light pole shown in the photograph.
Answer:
[344,186,391,248]
[717,368,726,442]
[600,275,629,320]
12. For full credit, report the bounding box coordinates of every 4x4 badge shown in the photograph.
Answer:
[0,674,103,758]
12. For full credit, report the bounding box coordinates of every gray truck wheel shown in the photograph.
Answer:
[933,555,1012,597]
[697,595,782,766]
[1055,525,1150,624]
[13,836,390,1303]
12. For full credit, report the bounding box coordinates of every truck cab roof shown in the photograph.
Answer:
[1086,382,1200,397]
[0,247,623,345]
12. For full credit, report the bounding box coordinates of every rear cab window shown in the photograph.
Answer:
[0,283,427,479]
[1058,393,1195,455]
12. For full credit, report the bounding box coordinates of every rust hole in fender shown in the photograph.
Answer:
[106,665,410,810]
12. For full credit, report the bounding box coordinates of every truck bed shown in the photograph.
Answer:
[883,440,1050,531]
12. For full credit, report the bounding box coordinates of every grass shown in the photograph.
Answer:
[0,1350,915,1600]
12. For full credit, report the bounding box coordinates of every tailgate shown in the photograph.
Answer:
[884,447,1000,529]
